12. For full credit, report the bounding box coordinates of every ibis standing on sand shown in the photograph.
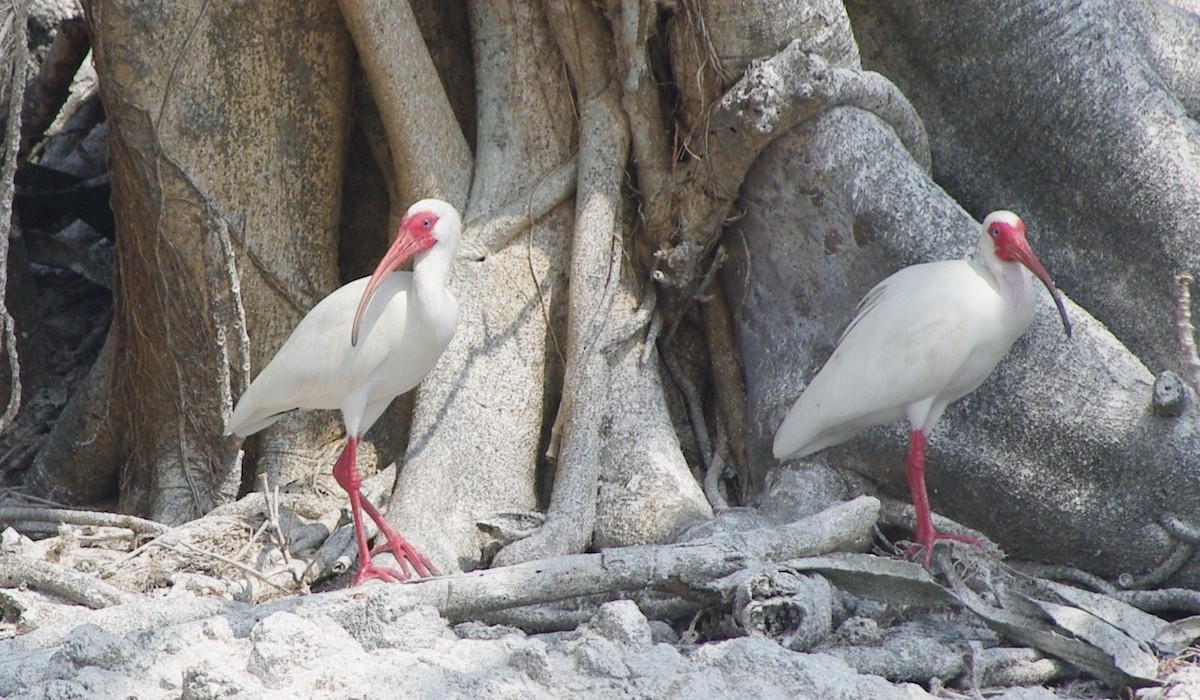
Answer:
[225,198,461,585]
[772,211,1072,564]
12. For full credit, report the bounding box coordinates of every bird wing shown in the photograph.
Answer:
[773,260,1013,459]
[224,275,418,437]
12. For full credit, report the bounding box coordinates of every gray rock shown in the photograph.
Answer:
[588,600,652,650]
[0,589,1101,698]
[52,623,133,671]
[689,636,932,699]
[200,617,236,643]
[572,636,629,679]
[822,633,963,683]
[247,612,362,687]
[16,678,88,700]
[624,642,689,681]
[834,616,883,646]
[332,600,454,652]
[182,662,259,700]
[454,620,526,641]
[648,620,678,645]
[507,639,555,685]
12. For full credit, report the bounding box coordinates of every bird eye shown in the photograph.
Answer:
[989,226,1000,238]
[422,218,432,228]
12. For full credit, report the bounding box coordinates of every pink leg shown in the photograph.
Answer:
[331,436,439,585]
[903,429,984,566]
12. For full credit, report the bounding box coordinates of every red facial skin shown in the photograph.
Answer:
[987,218,1072,338]
[350,211,440,347]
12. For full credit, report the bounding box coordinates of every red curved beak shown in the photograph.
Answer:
[350,221,436,347]
[1007,240,1072,339]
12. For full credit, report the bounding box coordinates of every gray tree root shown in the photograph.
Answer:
[336,0,472,214]
[384,0,574,573]
[493,0,710,567]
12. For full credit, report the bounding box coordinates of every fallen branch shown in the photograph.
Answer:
[877,497,994,546]
[968,645,1077,688]
[1115,588,1200,615]
[1010,561,1118,595]
[942,554,1161,689]
[0,506,171,537]
[0,553,138,608]
[272,496,879,622]
[1118,540,1197,590]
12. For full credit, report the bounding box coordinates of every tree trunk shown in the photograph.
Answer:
[30,0,354,523]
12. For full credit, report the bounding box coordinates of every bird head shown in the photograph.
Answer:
[351,199,462,346]
[983,210,1072,338]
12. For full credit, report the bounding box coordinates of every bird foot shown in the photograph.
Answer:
[350,539,440,586]
[349,495,440,585]
[352,560,415,586]
[364,536,440,581]
[903,531,986,567]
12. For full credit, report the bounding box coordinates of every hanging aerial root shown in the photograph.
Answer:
[1172,271,1200,397]
[0,0,29,433]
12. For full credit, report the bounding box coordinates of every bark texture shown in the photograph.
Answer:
[31,0,354,522]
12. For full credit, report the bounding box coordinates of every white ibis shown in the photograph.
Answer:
[772,211,1071,565]
[225,198,461,585]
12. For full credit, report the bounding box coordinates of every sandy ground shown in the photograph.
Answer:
[1,589,1063,700]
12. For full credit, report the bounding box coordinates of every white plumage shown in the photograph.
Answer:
[225,273,457,438]
[226,198,461,585]
[773,211,1070,563]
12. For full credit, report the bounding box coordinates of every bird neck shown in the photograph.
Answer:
[993,259,1036,303]
[410,245,456,312]
[979,240,1037,324]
